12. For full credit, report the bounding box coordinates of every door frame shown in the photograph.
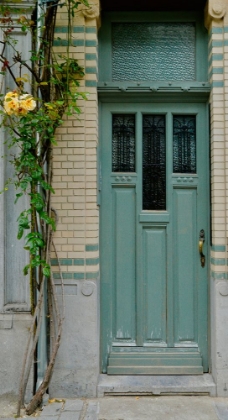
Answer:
[99,92,210,374]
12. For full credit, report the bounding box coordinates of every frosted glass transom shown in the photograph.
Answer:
[112,23,196,81]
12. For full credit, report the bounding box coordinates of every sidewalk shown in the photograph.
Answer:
[3,396,228,420]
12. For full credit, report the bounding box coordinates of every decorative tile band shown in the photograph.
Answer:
[85,53,97,61]
[211,40,224,48]
[55,26,97,34]
[85,40,97,47]
[55,26,84,33]
[209,27,228,36]
[53,272,99,280]
[53,39,84,47]
[86,244,99,251]
[85,66,97,74]
[211,53,223,61]
[210,67,224,74]
[51,258,99,266]
[85,27,97,34]
[211,258,226,265]
[211,272,228,280]
[85,80,97,87]
[211,27,224,34]
[211,244,226,252]
[211,81,224,87]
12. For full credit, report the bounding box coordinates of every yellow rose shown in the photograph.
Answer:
[4,92,36,116]
[4,97,19,115]
[19,94,36,111]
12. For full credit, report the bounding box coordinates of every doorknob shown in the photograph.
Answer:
[199,229,205,267]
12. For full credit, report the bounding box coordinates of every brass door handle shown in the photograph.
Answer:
[199,229,205,267]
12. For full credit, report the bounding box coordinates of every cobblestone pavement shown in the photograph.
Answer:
[1,396,228,420]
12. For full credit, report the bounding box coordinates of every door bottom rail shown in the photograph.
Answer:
[107,350,203,375]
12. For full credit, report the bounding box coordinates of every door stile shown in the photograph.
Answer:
[100,103,113,372]
[136,111,144,347]
[166,110,174,348]
[196,105,209,371]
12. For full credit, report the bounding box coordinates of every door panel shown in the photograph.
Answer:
[113,186,136,342]
[143,227,167,345]
[173,188,197,345]
[100,101,209,374]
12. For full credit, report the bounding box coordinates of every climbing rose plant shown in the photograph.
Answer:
[0,0,89,415]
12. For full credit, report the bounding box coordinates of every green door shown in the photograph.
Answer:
[100,100,209,374]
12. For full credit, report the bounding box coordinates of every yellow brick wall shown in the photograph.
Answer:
[51,6,99,283]
[207,0,228,279]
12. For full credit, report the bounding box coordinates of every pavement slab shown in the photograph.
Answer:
[214,400,228,420]
[1,395,228,419]
[98,396,220,420]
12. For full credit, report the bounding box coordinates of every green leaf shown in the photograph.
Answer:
[23,265,30,276]
[18,216,30,229]
[43,265,50,277]
[17,226,24,240]
[36,238,45,248]
[14,193,23,204]
[40,180,55,193]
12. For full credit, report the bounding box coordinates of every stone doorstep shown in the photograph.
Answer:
[97,374,216,397]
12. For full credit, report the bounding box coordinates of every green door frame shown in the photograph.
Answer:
[99,95,210,374]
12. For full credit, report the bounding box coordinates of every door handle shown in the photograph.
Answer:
[199,229,205,267]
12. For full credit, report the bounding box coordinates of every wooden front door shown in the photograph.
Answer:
[100,100,209,374]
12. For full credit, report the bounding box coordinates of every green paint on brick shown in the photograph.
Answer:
[85,53,97,61]
[211,244,226,252]
[55,27,68,33]
[86,67,97,74]
[212,27,223,34]
[86,258,99,265]
[212,53,223,61]
[86,27,97,33]
[211,81,224,87]
[53,273,73,279]
[211,67,223,74]
[211,258,226,265]
[73,259,85,265]
[73,273,85,279]
[55,26,84,33]
[53,39,84,47]
[86,244,99,251]
[212,40,223,48]
[85,80,97,87]
[211,272,227,280]
[73,26,85,33]
[224,40,228,46]
[85,40,97,47]
[86,272,99,279]
[51,258,73,266]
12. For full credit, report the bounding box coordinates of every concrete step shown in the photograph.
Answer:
[97,374,216,397]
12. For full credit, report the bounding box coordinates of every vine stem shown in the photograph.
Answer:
[25,242,65,415]
[17,277,45,417]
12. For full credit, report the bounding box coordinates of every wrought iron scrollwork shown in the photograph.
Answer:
[143,115,166,210]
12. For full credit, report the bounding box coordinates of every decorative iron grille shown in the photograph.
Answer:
[173,115,196,173]
[112,114,135,172]
[143,115,166,210]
